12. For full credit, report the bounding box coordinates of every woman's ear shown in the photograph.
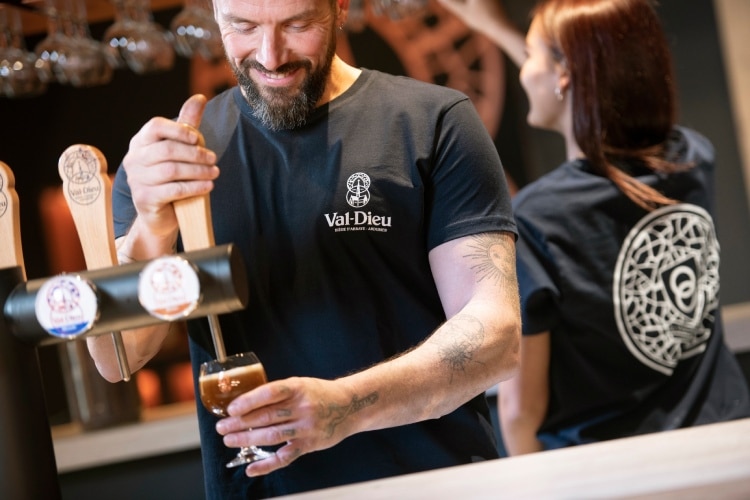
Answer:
[556,66,571,95]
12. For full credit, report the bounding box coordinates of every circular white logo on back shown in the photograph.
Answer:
[613,204,720,375]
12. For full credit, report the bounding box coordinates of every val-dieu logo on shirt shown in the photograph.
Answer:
[346,172,370,208]
[324,172,392,233]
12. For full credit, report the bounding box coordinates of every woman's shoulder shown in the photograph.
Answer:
[669,126,715,165]
[513,160,603,213]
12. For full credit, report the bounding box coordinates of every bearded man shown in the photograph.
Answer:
[91,1,522,497]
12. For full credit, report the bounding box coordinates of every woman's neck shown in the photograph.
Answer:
[564,133,585,162]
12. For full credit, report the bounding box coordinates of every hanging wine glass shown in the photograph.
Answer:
[102,0,139,69]
[127,0,175,73]
[63,0,114,86]
[170,0,223,62]
[103,0,174,74]
[34,0,77,85]
[0,5,48,98]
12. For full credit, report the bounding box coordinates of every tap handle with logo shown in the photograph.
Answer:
[58,144,132,382]
[0,161,25,277]
[173,94,227,362]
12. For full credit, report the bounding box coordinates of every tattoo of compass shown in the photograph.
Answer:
[438,314,485,383]
[318,392,379,437]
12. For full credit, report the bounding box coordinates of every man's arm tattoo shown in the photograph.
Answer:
[319,393,379,437]
[465,233,517,283]
[437,314,485,383]
[434,233,517,381]
[465,232,520,307]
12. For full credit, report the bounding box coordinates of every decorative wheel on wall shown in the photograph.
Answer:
[340,2,506,138]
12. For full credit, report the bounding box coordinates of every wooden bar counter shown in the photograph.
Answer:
[51,405,750,498]
[282,417,750,499]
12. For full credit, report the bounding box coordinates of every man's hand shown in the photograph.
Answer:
[122,94,219,240]
[216,377,377,476]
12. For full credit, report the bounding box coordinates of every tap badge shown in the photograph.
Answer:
[61,147,101,206]
[35,275,99,338]
[138,256,201,321]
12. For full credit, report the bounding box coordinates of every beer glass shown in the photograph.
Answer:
[199,351,274,467]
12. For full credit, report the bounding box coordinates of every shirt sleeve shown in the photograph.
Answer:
[426,98,517,250]
[514,213,561,335]
[112,165,136,240]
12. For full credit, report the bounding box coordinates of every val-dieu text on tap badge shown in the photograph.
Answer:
[61,147,102,206]
[139,256,201,321]
[35,276,99,339]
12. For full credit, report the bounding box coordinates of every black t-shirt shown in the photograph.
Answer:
[512,126,750,447]
[113,69,517,498]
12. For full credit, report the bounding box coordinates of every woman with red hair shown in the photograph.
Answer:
[440,0,750,455]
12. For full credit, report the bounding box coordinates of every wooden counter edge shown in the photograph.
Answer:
[279,417,750,499]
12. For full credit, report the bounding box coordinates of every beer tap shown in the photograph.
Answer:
[0,160,61,500]
[57,145,132,381]
[173,95,227,362]
[0,157,248,499]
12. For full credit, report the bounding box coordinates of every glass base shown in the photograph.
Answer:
[226,446,275,468]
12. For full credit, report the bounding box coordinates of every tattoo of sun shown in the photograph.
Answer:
[318,392,379,437]
[438,314,485,383]
[464,233,515,286]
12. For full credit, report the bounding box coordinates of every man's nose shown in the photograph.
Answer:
[256,29,285,71]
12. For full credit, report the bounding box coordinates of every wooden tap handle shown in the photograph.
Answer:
[173,94,226,360]
[58,145,131,381]
[57,145,117,270]
[174,94,215,251]
[0,161,26,278]
[173,193,226,360]
[174,195,216,251]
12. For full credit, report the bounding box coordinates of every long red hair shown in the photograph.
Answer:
[533,0,688,210]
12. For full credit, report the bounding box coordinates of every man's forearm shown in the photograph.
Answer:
[333,301,520,437]
[87,324,172,382]
[115,216,178,263]
[87,219,178,382]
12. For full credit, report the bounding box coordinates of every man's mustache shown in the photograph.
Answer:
[242,59,312,75]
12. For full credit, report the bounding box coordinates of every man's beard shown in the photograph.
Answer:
[231,37,336,131]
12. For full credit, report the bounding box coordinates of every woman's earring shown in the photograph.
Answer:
[554,86,564,102]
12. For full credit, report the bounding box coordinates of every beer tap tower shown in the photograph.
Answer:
[0,156,247,499]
